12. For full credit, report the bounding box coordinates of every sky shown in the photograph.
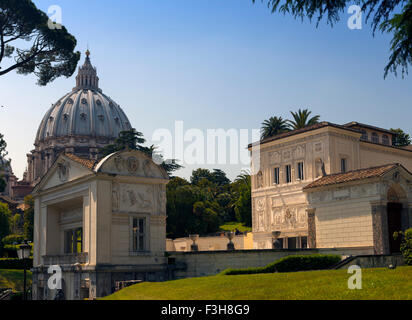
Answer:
[1,0,411,181]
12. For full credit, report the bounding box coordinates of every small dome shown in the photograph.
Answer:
[35,52,132,144]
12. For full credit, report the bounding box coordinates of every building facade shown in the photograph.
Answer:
[250,122,412,253]
[31,150,169,300]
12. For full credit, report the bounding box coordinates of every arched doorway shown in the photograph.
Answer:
[386,184,406,253]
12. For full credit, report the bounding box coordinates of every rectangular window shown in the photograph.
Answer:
[297,162,304,180]
[273,167,280,185]
[285,165,292,183]
[64,228,83,254]
[341,158,347,173]
[132,217,146,252]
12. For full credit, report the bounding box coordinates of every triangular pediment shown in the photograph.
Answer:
[94,150,169,180]
[33,155,94,192]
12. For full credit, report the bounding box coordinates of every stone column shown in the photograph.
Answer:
[408,203,412,230]
[371,201,389,255]
[401,202,411,231]
[307,208,316,248]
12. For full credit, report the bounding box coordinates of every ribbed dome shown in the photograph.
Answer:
[35,52,132,144]
[35,89,132,143]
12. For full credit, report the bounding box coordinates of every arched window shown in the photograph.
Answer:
[360,130,368,141]
[371,132,379,143]
[382,135,389,145]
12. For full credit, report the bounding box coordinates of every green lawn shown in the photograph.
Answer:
[0,269,32,292]
[103,266,412,300]
[219,222,252,233]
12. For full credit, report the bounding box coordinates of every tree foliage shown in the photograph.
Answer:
[23,195,34,241]
[0,201,11,256]
[233,172,252,227]
[260,108,320,139]
[100,129,182,176]
[253,0,412,77]
[390,128,411,146]
[288,108,320,130]
[166,169,252,238]
[0,133,8,193]
[261,116,290,139]
[0,0,80,85]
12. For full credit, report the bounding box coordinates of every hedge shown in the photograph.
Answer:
[0,258,33,270]
[395,228,412,265]
[220,254,342,275]
[1,234,25,246]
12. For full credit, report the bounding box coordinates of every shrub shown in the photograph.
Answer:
[0,258,33,270]
[395,228,412,265]
[221,254,342,275]
[1,234,24,245]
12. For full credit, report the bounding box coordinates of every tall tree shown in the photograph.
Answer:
[100,129,182,176]
[288,108,320,130]
[391,128,411,146]
[0,133,8,192]
[0,201,11,255]
[23,195,34,241]
[0,0,80,85]
[233,171,252,227]
[261,116,290,139]
[254,0,412,77]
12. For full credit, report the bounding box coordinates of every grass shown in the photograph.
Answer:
[219,222,252,233]
[103,266,412,300]
[0,269,32,292]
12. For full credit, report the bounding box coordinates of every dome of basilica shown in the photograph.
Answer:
[26,51,134,185]
[35,51,132,144]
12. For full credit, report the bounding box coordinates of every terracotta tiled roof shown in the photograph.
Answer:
[303,164,401,190]
[343,122,394,134]
[248,122,360,148]
[64,153,97,170]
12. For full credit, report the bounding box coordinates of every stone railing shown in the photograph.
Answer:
[42,253,88,266]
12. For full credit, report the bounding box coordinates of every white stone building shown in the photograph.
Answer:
[31,150,169,300]
[249,122,412,254]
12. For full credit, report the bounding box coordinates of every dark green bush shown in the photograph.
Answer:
[395,228,412,265]
[1,234,24,245]
[0,258,33,270]
[221,254,342,275]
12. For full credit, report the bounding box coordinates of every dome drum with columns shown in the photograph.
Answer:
[26,51,133,185]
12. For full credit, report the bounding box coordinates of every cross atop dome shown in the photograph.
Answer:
[73,50,101,92]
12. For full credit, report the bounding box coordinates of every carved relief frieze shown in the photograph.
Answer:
[119,183,154,213]
[57,161,70,182]
[255,197,266,232]
[270,205,308,231]
[269,151,281,164]
[314,142,323,153]
[293,145,305,159]
[156,184,167,215]
[126,156,139,173]
[112,182,120,211]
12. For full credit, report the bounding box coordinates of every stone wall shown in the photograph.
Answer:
[168,247,373,279]
[166,233,254,252]
[334,254,405,269]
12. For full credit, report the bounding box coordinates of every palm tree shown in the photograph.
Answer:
[288,109,320,130]
[261,116,290,139]
[235,170,251,185]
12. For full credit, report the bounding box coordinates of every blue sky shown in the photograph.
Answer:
[1,0,411,180]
